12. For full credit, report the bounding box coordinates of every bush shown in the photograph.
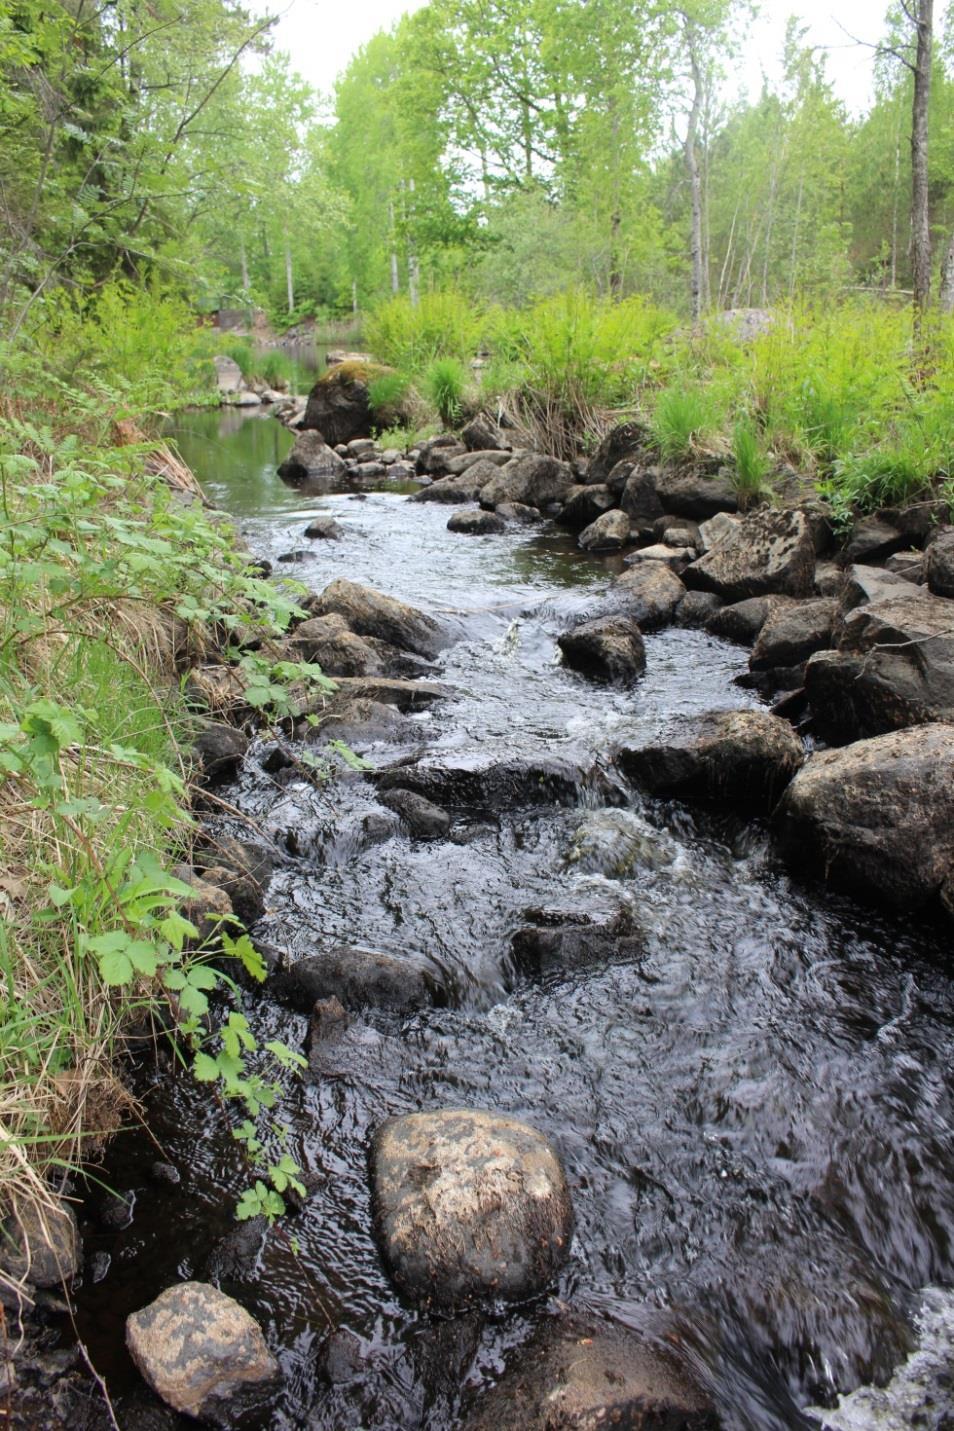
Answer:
[424,358,467,427]
[365,290,485,370]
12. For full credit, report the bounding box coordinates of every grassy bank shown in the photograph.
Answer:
[365,290,954,520]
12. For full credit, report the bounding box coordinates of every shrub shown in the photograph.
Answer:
[424,357,467,427]
[365,290,485,370]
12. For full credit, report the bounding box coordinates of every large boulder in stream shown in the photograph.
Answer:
[774,723,954,911]
[750,597,837,671]
[557,615,646,683]
[306,578,445,660]
[370,1109,573,1312]
[461,1313,719,1431]
[276,943,437,1013]
[617,710,804,810]
[684,507,817,601]
[126,1282,278,1424]
[301,361,395,447]
[480,453,574,510]
[612,562,686,629]
[373,752,598,810]
[277,430,347,488]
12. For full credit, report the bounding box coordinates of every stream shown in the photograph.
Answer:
[74,408,954,1430]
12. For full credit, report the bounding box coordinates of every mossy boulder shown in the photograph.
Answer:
[302,360,400,446]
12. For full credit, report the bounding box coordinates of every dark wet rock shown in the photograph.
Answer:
[305,997,350,1071]
[613,562,686,629]
[684,507,816,601]
[620,467,667,536]
[561,484,616,531]
[814,560,845,597]
[624,542,694,572]
[618,710,804,810]
[378,788,451,839]
[447,508,506,535]
[656,467,739,520]
[126,1281,278,1424]
[307,578,444,659]
[285,613,383,676]
[192,723,249,786]
[805,589,954,740]
[885,499,950,546]
[276,549,308,564]
[194,838,275,928]
[750,597,836,671]
[557,615,646,683]
[605,459,636,497]
[461,1312,719,1431]
[578,509,631,552]
[676,590,723,627]
[277,430,348,487]
[884,549,925,583]
[370,1109,573,1312]
[276,944,436,1014]
[321,676,448,712]
[480,453,574,510]
[497,500,541,525]
[461,414,510,451]
[303,515,342,540]
[149,1163,181,1187]
[0,1196,80,1289]
[445,449,513,475]
[374,752,595,810]
[845,515,907,565]
[585,421,651,484]
[926,527,954,598]
[511,905,645,976]
[416,434,468,476]
[303,700,406,751]
[411,460,504,504]
[775,723,954,909]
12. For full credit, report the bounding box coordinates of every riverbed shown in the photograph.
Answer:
[75,408,954,1430]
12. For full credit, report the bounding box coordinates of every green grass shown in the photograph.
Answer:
[652,385,720,459]
[424,357,467,427]
[731,418,771,507]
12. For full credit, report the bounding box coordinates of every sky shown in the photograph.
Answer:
[271,0,893,115]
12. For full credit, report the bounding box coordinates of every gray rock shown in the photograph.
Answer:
[277,431,348,487]
[750,598,836,671]
[839,564,911,616]
[126,1282,278,1424]
[461,1313,719,1431]
[480,453,574,510]
[805,589,954,739]
[578,509,631,552]
[926,528,954,598]
[775,724,954,909]
[613,562,686,629]
[370,1109,573,1312]
[285,613,384,677]
[307,578,444,660]
[447,508,506,535]
[585,421,650,484]
[605,459,635,497]
[374,752,592,809]
[676,590,723,626]
[213,355,243,396]
[624,542,694,572]
[557,616,646,683]
[378,788,451,839]
[814,561,845,597]
[618,709,804,810]
[461,414,510,451]
[845,515,906,565]
[194,838,274,928]
[561,484,616,532]
[230,390,261,408]
[192,723,248,786]
[656,467,739,519]
[416,435,468,475]
[410,460,503,504]
[303,515,342,540]
[496,501,541,525]
[661,524,701,549]
[685,507,816,601]
[567,808,677,878]
[620,467,667,536]
[277,944,435,1013]
[351,461,387,481]
[697,511,742,553]
[884,549,925,583]
[346,438,377,458]
[0,1196,80,1288]
[317,676,447,712]
[511,906,645,976]
[445,449,513,475]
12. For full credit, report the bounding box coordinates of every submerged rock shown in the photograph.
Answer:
[303,515,342,540]
[685,507,816,601]
[567,808,677,878]
[370,1109,573,1312]
[618,710,804,810]
[557,615,646,683]
[461,1313,719,1430]
[511,905,645,976]
[276,944,436,1013]
[126,1281,278,1424]
[774,723,954,910]
[378,787,451,839]
[307,578,445,660]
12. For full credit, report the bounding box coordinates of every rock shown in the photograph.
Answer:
[374,753,592,810]
[814,561,844,597]
[839,564,911,615]
[804,590,954,739]
[480,453,574,510]
[557,615,646,683]
[497,501,541,525]
[126,1282,278,1424]
[885,500,949,546]
[618,710,804,810]
[302,361,396,446]
[567,808,677,878]
[613,562,686,629]
[315,676,447,712]
[511,907,644,976]
[213,355,243,396]
[774,723,954,909]
[177,873,233,946]
[304,698,407,746]
[624,542,694,572]
[578,509,631,552]
[346,437,377,458]
[660,523,700,549]
[884,549,925,583]
[585,421,651,484]
[276,944,435,1013]
[230,390,261,408]
[370,1109,572,1312]
[561,484,616,532]
[656,467,739,520]
[350,461,387,481]
[276,549,308,563]
[447,509,506,535]
[445,449,513,476]
[192,723,248,786]
[378,788,451,839]
[410,459,503,503]
[605,459,636,497]
[845,515,907,565]
[697,511,742,553]
[676,590,723,627]
[285,613,382,676]
[307,578,444,660]
[461,1313,719,1431]
[926,528,954,598]
[276,431,347,487]
[416,434,468,476]
[461,414,510,451]
[750,597,836,671]
[193,838,274,928]
[684,507,816,601]
[303,515,342,540]
[0,1196,80,1288]
[305,997,350,1071]
[620,468,667,536]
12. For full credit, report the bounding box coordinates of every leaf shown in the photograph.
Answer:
[98,948,134,986]
[192,1052,219,1082]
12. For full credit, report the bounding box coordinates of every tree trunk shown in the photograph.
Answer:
[284,233,294,315]
[407,177,420,308]
[388,199,400,295]
[940,231,954,311]
[239,237,249,294]
[910,0,934,331]
[684,20,705,322]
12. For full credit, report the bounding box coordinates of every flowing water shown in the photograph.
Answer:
[74,409,954,1430]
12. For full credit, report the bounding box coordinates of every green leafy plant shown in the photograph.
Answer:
[424,357,467,427]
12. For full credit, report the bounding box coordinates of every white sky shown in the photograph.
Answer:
[270,1,918,116]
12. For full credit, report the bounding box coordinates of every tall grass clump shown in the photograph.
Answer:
[258,349,296,389]
[731,418,771,507]
[365,290,485,371]
[652,384,721,459]
[424,357,467,427]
